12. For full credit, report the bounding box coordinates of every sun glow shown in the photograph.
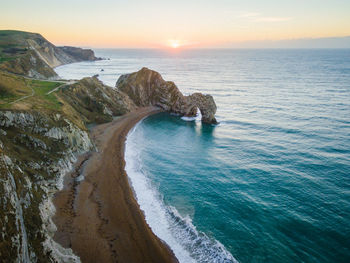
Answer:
[169,40,180,48]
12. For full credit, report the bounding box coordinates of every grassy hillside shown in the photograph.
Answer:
[0,30,134,127]
[57,76,136,124]
[0,30,132,262]
[0,30,100,79]
[0,30,37,63]
[0,71,62,110]
[0,70,136,130]
[0,30,59,79]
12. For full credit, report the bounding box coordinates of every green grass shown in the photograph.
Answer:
[0,71,29,107]
[0,71,63,110]
[0,44,23,65]
[29,80,62,110]
[0,30,32,63]
[0,46,18,64]
[30,79,61,95]
[0,55,17,63]
[0,91,18,104]
[0,43,18,49]
[0,30,32,37]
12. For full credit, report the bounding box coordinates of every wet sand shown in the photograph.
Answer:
[53,107,178,263]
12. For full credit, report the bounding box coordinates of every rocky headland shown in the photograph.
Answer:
[0,30,217,262]
[0,30,101,80]
[117,67,218,124]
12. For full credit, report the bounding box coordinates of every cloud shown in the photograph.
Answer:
[255,17,292,22]
[239,12,261,18]
[238,12,292,22]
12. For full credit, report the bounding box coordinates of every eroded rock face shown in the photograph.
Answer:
[0,110,92,262]
[0,50,59,80]
[188,93,217,124]
[0,30,102,79]
[116,67,218,124]
[59,76,137,124]
[58,46,102,62]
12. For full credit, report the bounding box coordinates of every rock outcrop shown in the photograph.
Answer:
[0,75,139,262]
[0,50,58,80]
[58,46,102,62]
[116,67,218,124]
[58,76,137,124]
[188,93,217,124]
[0,32,219,262]
[0,110,92,262]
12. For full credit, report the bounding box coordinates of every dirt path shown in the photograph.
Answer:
[8,80,76,105]
[9,86,35,105]
[0,69,70,82]
[1,69,76,104]
[46,80,76,95]
[53,107,178,263]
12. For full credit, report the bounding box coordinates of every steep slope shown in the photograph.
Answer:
[0,75,138,262]
[58,46,99,62]
[0,70,62,110]
[0,30,101,79]
[57,76,136,124]
[0,110,92,262]
[0,49,59,80]
[0,29,218,261]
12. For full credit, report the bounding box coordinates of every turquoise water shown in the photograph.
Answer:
[57,49,350,262]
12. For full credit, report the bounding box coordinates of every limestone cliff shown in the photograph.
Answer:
[0,30,101,79]
[0,110,92,262]
[0,68,218,261]
[58,46,101,62]
[0,76,137,262]
[188,93,217,124]
[0,30,218,262]
[116,67,218,124]
[0,50,58,80]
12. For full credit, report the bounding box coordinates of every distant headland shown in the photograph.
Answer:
[0,30,217,262]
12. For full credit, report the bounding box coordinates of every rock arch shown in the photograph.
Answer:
[116,67,218,124]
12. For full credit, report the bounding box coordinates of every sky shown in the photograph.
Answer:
[1,0,350,48]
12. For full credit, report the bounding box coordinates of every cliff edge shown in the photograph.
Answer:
[0,30,101,79]
[0,31,218,262]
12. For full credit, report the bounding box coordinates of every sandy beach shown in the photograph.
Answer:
[53,107,178,263]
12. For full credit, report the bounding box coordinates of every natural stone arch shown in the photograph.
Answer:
[187,93,217,124]
[116,67,218,124]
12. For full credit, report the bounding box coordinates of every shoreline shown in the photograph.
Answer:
[53,107,178,263]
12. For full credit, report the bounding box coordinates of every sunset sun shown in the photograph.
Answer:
[0,0,349,262]
[170,40,180,48]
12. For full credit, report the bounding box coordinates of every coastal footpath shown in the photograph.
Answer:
[0,30,217,262]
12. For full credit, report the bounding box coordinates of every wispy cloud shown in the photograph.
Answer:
[238,12,292,22]
[255,17,292,22]
[239,12,261,18]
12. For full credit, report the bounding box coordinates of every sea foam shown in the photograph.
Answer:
[125,120,238,263]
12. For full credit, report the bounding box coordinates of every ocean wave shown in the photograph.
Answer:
[181,116,197,121]
[125,120,237,263]
[166,206,238,263]
[181,111,202,122]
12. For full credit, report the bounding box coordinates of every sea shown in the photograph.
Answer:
[56,49,350,263]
